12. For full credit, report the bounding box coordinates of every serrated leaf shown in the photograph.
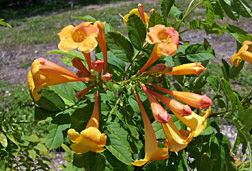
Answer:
[71,15,96,22]
[43,50,85,60]
[148,11,163,27]
[229,60,244,78]
[106,31,133,62]
[219,0,239,21]
[36,88,65,111]
[0,133,8,148]
[127,14,146,50]
[161,0,175,22]
[185,43,215,62]
[106,134,132,165]
[46,114,71,150]
[234,0,252,17]
[210,0,224,19]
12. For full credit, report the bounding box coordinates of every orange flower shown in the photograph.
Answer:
[147,25,179,56]
[133,92,169,166]
[27,57,88,101]
[164,62,206,75]
[94,21,108,73]
[92,60,104,73]
[101,73,113,82]
[58,22,98,53]
[138,44,162,74]
[146,63,167,74]
[142,84,171,123]
[230,40,252,66]
[72,58,90,77]
[151,85,212,110]
[123,4,149,26]
[76,85,95,100]
[68,91,107,154]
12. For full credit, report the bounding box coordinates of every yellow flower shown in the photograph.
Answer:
[123,4,149,26]
[94,21,108,73]
[162,120,194,152]
[58,22,98,53]
[230,40,252,66]
[133,92,169,166]
[68,91,107,154]
[138,44,162,74]
[164,62,206,75]
[27,57,88,101]
[142,84,171,123]
[147,25,179,56]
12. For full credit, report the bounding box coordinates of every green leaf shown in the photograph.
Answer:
[0,160,5,171]
[234,0,252,17]
[221,59,230,81]
[185,43,215,62]
[61,56,74,67]
[73,152,95,169]
[36,88,65,111]
[104,150,131,171]
[22,134,40,142]
[71,15,96,22]
[127,14,146,50]
[28,149,37,160]
[62,144,73,157]
[224,24,252,44]
[236,94,245,121]
[242,106,252,131]
[210,0,224,19]
[43,50,85,60]
[0,133,8,148]
[128,96,140,113]
[71,102,93,122]
[152,122,166,139]
[161,0,175,22]
[204,0,215,24]
[228,60,244,78]
[206,76,221,96]
[222,79,236,111]
[0,20,12,28]
[148,11,163,27]
[35,106,56,120]
[34,143,48,155]
[46,114,71,150]
[201,121,214,135]
[106,31,133,62]
[219,0,239,21]
[49,83,77,106]
[143,160,167,170]
[90,154,106,171]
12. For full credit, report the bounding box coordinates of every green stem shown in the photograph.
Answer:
[241,91,252,104]
[175,0,204,31]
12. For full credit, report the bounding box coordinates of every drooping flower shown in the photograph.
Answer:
[151,85,212,110]
[123,3,149,26]
[162,120,194,152]
[58,22,99,53]
[68,91,107,154]
[133,91,169,166]
[142,84,171,123]
[138,44,162,74]
[163,62,206,75]
[230,40,252,66]
[27,57,88,101]
[147,25,179,56]
[94,21,108,73]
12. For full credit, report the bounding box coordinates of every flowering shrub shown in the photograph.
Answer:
[25,0,252,170]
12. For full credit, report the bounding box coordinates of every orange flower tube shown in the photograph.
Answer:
[72,58,90,77]
[76,85,95,100]
[94,21,108,73]
[147,25,179,56]
[151,85,212,110]
[164,62,206,75]
[68,91,107,154]
[133,91,169,166]
[138,44,162,74]
[28,57,88,101]
[142,84,171,123]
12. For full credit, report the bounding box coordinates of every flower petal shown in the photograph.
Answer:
[58,39,78,52]
[78,37,98,53]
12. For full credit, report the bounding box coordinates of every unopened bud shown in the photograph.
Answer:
[101,73,113,82]
[92,60,104,73]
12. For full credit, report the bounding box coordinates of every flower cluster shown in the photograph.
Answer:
[27,3,213,167]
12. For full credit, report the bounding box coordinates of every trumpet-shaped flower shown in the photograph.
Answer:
[142,84,171,123]
[230,40,252,66]
[123,4,149,26]
[94,21,108,73]
[151,86,212,110]
[147,25,179,56]
[28,57,88,101]
[164,62,206,75]
[133,92,169,166]
[149,89,192,117]
[138,44,162,74]
[68,91,107,154]
[58,22,98,53]
[162,120,194,152]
